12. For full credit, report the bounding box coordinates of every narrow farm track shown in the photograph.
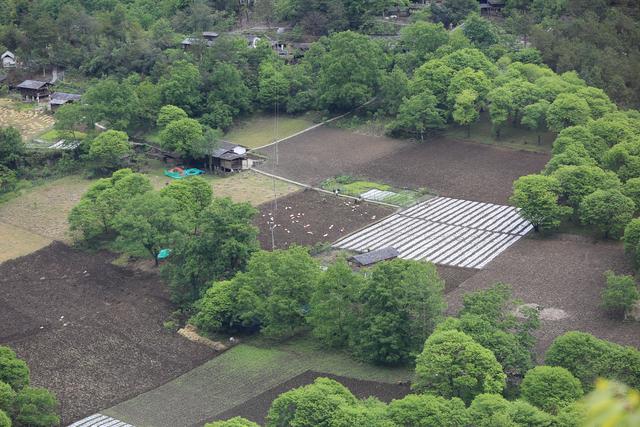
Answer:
[334,197,532,269]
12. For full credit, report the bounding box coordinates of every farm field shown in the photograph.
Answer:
[0,175,92,242]
[253,189,395,250]
[215,370,410,425]
[255,127,550,204]
[0,242,217,424]
[104,340,412,427]
[0,222,52,262]
[0,98,54,140]
[446,233,640,354]
[224,112,319,148]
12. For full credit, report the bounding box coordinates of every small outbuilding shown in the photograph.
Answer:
[49,92,81,111]
[1,51,16,68]
[16,80,51,102]
[349,247,399,267]
[209,141,252,172]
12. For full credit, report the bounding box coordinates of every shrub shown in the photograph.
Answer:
[413,330,506,404]
[204,417,259,427]
[601,271,639,319]
[520,366,583,414]
[0,347,29,391]
[545,331,640,391]
[13,387,59,427]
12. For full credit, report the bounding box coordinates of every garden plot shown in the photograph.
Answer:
[0,100,54,140]
[334,196,532,269]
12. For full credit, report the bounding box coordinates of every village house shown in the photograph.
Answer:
[16,80,51,102]
[181,31,219,50]
[48,92,81,111]
[1,51,16,68]
[209,141,252,172]
[480,0,506,15]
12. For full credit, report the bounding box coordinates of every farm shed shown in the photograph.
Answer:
[181,32,217,50]
[350,247,399,267]
[1,50,16,68]
[16,79,51,102]
[209,141,252,172]
[49,92,81,111]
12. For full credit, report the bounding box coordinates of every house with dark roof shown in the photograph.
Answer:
[48,92,81,111]
[209,141,252,171]
[349,247,399,267]
[181,31,219,50]
[16,80,51,102]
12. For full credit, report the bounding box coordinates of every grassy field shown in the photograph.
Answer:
[0,98,55,140]
[37,129,87,142]
[444,113,555,153]
[0,222,53,262]
[0,175,92,242]
[320,176,427,207]
[105,339,411,427]
[224,112,319,149]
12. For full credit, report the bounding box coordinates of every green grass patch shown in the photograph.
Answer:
[321,176,427,207]
[444,113,555,153]
[224,112,320,149]
[37,129,87,142]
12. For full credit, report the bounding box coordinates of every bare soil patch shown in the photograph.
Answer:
[213,370,411,426]
[253,189,395,250]
[0,242,217,424]
[446,234,640,356]
[255,127,549,204]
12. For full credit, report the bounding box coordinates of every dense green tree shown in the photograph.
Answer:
[579,189,635,239]
[546,93,592,132]
[452,89,479,137]
[386,393,469,427]
[601,271,639,320]
[159,118,204,157]
[237,247,321,338]
[511,174,569,231]
[552,125,608,163]
[488,86,513,138]
[623,218,640,256]
[399,21,449,66]
[113,191,189,265]
[257,60,289,111]
[378,67,409,116]
[316,31,385,111]
[266,378,357,427]
[206,62,252,116]
[159,60,202,115]
[307,260,362,348]
[447,68,492,108]
[53,103,84,140]
[350,260,446,365]
[156,105,188,129]
[0,410,9,427]
[133,78,162,129]
[83,78,138,131]
[463,13,498,49]
[545,331,640,391]
[575,87,616,119]
[520,366,583,414]
[0,127,24,169]
[430,0,479,27]
[0,381,15,415]
[0,165,17,195]
[68,169,152,242]
[329,398,392,427]
[521,100,550,145]
[388,92,446,142]
[0,347,29,391]
[552,165,621,210]
[13,387,59,427]
[163,197,258,306]
[87,130,132,174]
[467,393,554,427]
[622,178,640,212]
[413,330,506,403]
[410,60,454,105]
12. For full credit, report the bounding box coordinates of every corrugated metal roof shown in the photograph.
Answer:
[16,80,49,90]
[350,247,399,266]
[50,92,81,104]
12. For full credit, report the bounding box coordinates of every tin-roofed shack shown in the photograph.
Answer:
[49,92,81,111]
[349,247,399,267]
[208,141,252,172]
